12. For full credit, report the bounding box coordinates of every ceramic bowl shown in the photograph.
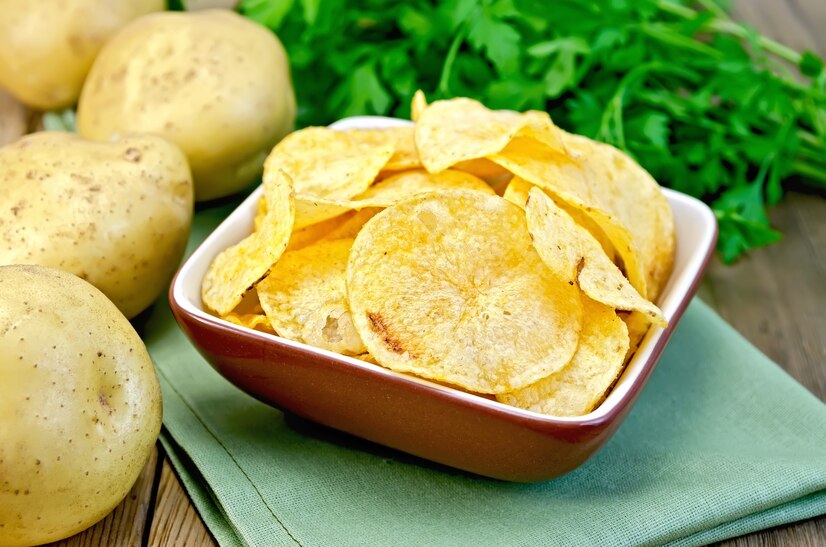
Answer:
[170,116,717,482]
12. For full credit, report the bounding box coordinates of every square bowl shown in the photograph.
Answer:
[169,116,718,482]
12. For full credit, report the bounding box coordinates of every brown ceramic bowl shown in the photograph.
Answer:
[170,116,718,482]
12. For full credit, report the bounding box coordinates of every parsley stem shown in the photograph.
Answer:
[656,0,802,64]
[790,161,826,186]
[438,28,466,96]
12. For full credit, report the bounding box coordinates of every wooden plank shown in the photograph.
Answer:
[147,455,216,547]
[49,446,159,547]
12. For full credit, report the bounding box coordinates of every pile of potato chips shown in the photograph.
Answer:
[201,92,675,417]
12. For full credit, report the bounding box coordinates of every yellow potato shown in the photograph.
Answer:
[0,0,164,109]
[347,191,582,394]
[0,132,193,319]
[77,10,295,201]
[0,265,161,546]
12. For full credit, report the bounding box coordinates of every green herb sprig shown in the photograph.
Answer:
[239,0,825,262]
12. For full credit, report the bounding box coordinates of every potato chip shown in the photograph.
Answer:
[503,177,615,261]
[415,97,566,173]
[347,191,582,394]
[253,194,267,232]
[293,169,494,229]
[489,133,674,299]
[258,239,365,355]
[489,137,647,295]
[263,126,394,200]
[410,89,427,122]
[381,126,421,171]
[621,311,651,362]
[525,187,666,327]
[223,311,276,334]
[497,298,629,417]
[564,133,675,299]
[201,169,294,315]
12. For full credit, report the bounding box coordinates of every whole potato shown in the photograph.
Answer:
[0,265,162,547]
[77,10,296,201]
[0,132,193,318]
[0,0,165,110]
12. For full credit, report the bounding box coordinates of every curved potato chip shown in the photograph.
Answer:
[503,177,615,261]
[201,170,294,315]
[621,310,651,362]
[258,239,365,355]
[347,126,420,172]
[497,298,629,417]
[293,169,494,229]
[564,133,675,298]
[415,98,565,173]
[347,191,583,394]
[410,89,427,122]
[253,194,267,232]
[525,188,666,327]
[263,126,394,200]
[489,133,674,299]
[223,311,276,334]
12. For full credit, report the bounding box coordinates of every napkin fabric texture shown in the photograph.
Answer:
[144,204,826,547]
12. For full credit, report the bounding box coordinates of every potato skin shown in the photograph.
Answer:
[0,265,162,547]
[77,10,296,201]
[0,0,164,110]
[0,132,193,318]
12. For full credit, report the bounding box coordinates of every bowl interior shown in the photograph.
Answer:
[172,116,717,424]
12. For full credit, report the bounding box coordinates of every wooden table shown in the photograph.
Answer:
[47,1,825,545]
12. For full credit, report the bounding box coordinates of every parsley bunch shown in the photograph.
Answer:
[238,0,825,262]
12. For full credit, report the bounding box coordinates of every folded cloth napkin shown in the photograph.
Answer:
[144,204,826,547]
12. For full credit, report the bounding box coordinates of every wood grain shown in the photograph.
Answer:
[147,456,215,547]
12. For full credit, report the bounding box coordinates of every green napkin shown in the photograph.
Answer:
[143,205,826,547]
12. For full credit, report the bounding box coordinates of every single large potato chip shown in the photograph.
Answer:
[347,191,583,394]
[525,188,666,327]
[497,297,629,417]
[258,239,365,355]
[263,126,394,200]
[415,97,565,173]
[293,169,494,229]
[201,170,294,315]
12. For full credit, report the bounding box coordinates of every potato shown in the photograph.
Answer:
[0,0,164,110]
[0,265,162,547]
[0,132,193,318]
[77,10,296,201]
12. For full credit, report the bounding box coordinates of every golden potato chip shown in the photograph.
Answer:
[263,126,394,200]
[287,207,384,252]
[253,194,267,232]
[347,190,583,394]
[489,133,674,299]
[201,170,294,315]
[223,311,276,334]
[525,188,666,327]
[564,133,675,298]
[381,126,421,171]
[411,90,427,122]
[258,239,365,355]
[415,98,566,173]
[503,177,615,260]
[293,169,494,229]
[497,297,629,417]
[621,311,651,362]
